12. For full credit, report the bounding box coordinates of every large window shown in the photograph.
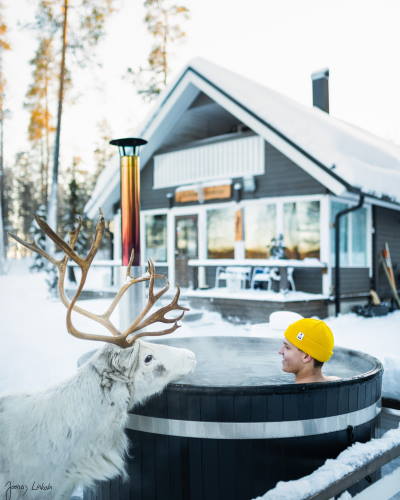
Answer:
[145,214,167,262]
[283,201,320,259]
[244,204,276,258]
[207,207,235,258]
[330,201,368,266]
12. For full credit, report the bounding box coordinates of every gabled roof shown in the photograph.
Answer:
[86,57,400,217]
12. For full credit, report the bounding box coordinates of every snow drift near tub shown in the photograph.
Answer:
[253,424,400,500]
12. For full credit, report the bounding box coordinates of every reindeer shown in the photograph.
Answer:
[1,214,196,500]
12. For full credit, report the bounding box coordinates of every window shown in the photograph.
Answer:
[330,201,368,266]
[207,207,235,258]
[145,214,167,262]
[244,204,276,258]
[283,201,320,259]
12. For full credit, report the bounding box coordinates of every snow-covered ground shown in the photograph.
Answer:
[1,259,399,499]
[1,258,399,399]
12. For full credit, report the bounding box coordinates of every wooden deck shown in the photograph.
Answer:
[184,289,329,323]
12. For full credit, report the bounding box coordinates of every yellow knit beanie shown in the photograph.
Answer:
[284,318,334,362]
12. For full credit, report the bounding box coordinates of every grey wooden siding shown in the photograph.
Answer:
[242,143,326,200]
[331,268,370,296]
[141,139,326,210]
[289,269,323,294]
[373,206,400,298]
[141,158,170,210]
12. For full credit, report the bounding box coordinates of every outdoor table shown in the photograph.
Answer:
[188,258,327,292]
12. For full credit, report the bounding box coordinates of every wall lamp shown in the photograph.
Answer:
[166,192,174,208]
[233,182,242,202]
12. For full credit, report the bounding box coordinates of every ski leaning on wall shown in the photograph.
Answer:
[380,242,400,308]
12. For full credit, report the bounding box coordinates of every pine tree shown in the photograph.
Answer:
[28,0,116,245]
[59,156,95,283]
[127,0,190,101]
[25,37,56,207]
[28,204,47,273]
[14,152,41,245]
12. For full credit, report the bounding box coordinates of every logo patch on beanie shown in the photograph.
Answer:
[296,332,304,341]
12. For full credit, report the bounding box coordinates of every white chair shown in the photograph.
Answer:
[215,266,228,287]
[287,267,296,291]
[225,266,252,289]
[251,267,274,290]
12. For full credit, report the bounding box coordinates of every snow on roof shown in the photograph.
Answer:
[86,57,400,217]
[189,57,400,203]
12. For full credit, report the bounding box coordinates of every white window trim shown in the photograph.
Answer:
[328,195,372,272]
[142,194,327,286]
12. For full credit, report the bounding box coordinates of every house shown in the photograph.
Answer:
[85,58,400,322]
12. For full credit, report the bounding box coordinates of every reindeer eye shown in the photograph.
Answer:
[144,354,153,364]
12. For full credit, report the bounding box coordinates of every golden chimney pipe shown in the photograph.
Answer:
[109,137,147,266]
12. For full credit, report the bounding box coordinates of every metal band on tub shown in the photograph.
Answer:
[126,401,380,440]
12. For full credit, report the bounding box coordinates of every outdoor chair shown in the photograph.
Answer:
[215,266,229,287]
[270,267,296,292]
[225,266,252,289]
[287,266,296,291]
[251,267,274,290]
[251,267,283,291]
[215,266,252,289]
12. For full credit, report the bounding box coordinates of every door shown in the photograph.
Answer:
[175,214,198,287]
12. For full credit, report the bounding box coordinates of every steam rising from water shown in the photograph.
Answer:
[151,337,376,387]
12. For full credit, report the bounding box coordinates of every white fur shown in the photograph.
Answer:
[0,341,196,499]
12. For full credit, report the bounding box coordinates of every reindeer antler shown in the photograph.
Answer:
[9,213,188,348]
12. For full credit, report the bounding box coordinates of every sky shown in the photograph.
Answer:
[4,0,400,174]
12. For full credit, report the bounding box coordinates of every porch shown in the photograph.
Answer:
[184,287,329,323]
[182,257,329,322]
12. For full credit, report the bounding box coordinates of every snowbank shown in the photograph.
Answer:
[253,424,400,500]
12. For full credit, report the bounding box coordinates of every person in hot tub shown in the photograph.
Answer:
[278,318,340,383]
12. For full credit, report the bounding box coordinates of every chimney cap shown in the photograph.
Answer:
[311,68,329,80]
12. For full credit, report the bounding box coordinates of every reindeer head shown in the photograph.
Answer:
[86,340,196,408]
[9,212,197,408]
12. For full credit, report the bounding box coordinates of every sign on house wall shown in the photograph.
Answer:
[175,182,232,203]
[175,189,199,203]
[204,184,231,200]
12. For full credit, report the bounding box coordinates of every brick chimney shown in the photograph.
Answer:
[311,68,329,113]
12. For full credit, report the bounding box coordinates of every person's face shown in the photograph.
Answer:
[278,339,305,374]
